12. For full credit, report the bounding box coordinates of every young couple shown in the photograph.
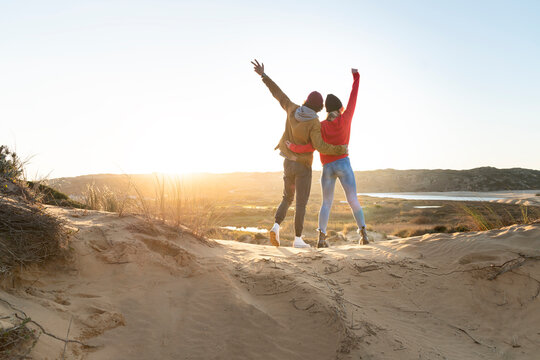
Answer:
[251,59,369,249]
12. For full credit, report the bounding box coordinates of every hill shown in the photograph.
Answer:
[46,167,540,198]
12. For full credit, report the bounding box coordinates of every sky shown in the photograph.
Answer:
[1,0,539,179]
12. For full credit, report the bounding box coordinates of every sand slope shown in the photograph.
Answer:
[1,207,539,359]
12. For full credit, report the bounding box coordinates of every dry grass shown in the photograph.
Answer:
[459,204,539,231]
[134,175,224,238]
[78,175,224,238]
[0,198,70,274]
[82,182,131,215]
[0,317,38,359]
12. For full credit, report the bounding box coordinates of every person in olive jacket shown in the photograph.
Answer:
[251,59,348,248]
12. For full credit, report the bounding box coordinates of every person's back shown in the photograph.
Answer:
[287,70,359,165]
[260,75,348,167]
[317,70,359,164]
[251,59,347,248]
[287,68,369,247]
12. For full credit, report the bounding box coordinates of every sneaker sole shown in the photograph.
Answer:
[269,230,279,247]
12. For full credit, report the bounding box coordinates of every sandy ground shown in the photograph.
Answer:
[1,206,540,359]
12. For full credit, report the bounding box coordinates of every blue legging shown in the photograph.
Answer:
[318,157,366,234]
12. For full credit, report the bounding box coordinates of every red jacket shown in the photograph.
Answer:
[289,72,359,165]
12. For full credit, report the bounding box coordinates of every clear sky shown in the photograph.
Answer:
[1,0,539,179]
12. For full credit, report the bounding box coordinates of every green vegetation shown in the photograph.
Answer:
[0,316,38,359]
[27,181,86,209]
[0,145,24,180]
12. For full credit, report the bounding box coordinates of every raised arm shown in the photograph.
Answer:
[251,59,296,113]
[309,122,348,155]
[342,69,360,120]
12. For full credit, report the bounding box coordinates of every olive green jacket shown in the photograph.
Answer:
[261,75,347,168]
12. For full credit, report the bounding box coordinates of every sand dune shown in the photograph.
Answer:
[1,206,539,359]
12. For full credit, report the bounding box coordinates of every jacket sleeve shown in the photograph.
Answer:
[262,75,297,113]
[289,142,315,153]
[309,122,348,155]
[341,72,360,124]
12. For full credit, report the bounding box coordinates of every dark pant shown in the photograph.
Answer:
[274,159,312,237]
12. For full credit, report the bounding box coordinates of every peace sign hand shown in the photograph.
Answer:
[251,59,265,76]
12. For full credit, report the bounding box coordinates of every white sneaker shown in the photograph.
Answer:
[269,223,280,247]
[293,236,311,248]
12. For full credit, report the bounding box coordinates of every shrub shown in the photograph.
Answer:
[432,225,447,233]
[0,198,69,274]
[0,146,23,181]
[0,317,38,359]
[254,232,267,240]
[412,216,432,224]
[27,181,86,209]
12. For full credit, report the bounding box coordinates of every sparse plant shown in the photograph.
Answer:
[0,198,70,274]
[0,316,38,359]
[342,224,358,234]
[0,145,24,181]
[81,183,130,215]
[520,205,529,224]
[459,205,493,231]
[128,175,223,238]
[82,182,101,210]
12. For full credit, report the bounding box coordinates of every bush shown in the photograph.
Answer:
[0,146,23,181]
[432,225,447,233]
[0,317,38,359]
[412,216,432,224]
[27,181,86,209]
[0,198,69,274]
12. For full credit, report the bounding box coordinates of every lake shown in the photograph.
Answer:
[357,190,540,202]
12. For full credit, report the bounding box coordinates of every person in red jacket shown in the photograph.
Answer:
[287,68,369,247]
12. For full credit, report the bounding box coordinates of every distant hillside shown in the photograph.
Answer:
[47,167,540,197]
[354,167,540,192]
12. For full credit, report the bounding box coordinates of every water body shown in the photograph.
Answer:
[221,226,267,233]
[357,190,540,202]
[414,206,442,209]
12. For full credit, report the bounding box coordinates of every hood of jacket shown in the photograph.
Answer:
[294,106,319,122]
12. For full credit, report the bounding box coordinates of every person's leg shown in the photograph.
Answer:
[318,163,337,235]
[271,159,295,246]
[293,162,312,238]
[336,158,366,229]
[275,159,295,224]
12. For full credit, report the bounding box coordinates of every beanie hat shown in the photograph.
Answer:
[303,91,324,112]
[325,94,343,113]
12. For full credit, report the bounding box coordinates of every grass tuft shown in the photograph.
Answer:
[0,198,70,274]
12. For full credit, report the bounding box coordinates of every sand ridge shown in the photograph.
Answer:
[0,207,539,359]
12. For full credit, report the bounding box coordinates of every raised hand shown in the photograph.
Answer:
[251,59,265,76]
